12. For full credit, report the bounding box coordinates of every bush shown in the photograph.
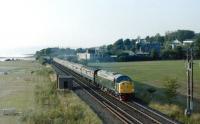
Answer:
[163,78,179,102]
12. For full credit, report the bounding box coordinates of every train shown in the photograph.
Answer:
[53,58,134,101]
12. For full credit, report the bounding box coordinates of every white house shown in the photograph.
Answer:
[77,52,90,60]
[171,39,182,49]
[183,40,194,46]
[173,39,182,44]
[77,49,101,61]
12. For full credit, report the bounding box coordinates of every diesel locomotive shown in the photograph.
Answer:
[53,58,134,101]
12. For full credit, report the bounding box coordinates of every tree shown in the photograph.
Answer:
[164,30,195,42]
[176,30,195,42]
[107,44,113,51]
[113,39,124,50]
[174,46,185,59]
[165,31,177,42]
[145,36,150,42]
[124,39,132,50]
[131,39,136,52]
[150,49,159,60]
[194,36,200,58]
[76,48,85,53]
[164,78,179,102]
[155,33,164,44]
[161,48,180,60]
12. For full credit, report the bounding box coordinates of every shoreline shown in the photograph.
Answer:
[0,57,35,61]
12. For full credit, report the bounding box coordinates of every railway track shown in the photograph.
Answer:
[52,61,180,124]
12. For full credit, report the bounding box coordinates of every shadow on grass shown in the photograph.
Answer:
[90,64,200,113]
[133,80,200,113]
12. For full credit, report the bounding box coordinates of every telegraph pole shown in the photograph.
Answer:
[185,48,194,116]
[85,50,88,66]
[190,49,194,112]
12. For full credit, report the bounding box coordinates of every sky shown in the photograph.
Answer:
[0,0,200,56]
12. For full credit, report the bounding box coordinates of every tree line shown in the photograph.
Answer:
[104,30,200,61]
[35,30,200,62]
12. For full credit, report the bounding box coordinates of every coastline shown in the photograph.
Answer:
[0,56,35,61]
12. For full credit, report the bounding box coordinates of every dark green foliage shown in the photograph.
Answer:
[107,44,113,51]
[174,46,185,59]
[124,39,132,50]
[150,49,159,60]
[155,33,165,44]
[161,49,172,59]
[131,39,136,52]
[114,39,124,50]
[165,30,195,42]
[76,48,86,53]
[194,36,200,58]
[161,47,186,60]
[35,47,76,62]
[146,33,164,44]
[176,30,195,42]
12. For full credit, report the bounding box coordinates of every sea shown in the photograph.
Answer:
[0,55,35,61]
[0,47,42,61]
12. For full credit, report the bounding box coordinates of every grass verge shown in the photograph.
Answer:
[20,63,102,124]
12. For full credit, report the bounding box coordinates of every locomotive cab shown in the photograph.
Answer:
[116,76,134,101]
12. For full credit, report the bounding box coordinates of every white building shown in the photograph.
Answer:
[77,52,90,60]
[171,39,182,49]
[77,49,101,61]
[171,39,194,49]
[183,40,194,46]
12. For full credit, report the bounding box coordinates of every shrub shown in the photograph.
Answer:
[163,78,179,102]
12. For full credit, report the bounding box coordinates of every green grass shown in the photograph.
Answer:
[89,60,200,99]
[89,60,200,123]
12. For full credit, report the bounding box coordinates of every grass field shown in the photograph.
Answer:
[89,60,200,123]
[89,60,200,99]
[0,61,101,124]
[0,61,43,123]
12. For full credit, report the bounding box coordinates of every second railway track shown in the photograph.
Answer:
[52,61,179,124]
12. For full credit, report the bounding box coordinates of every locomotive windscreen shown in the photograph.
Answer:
[116,76,131,83]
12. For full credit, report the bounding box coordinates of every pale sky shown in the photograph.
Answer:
[0,0,200,56]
